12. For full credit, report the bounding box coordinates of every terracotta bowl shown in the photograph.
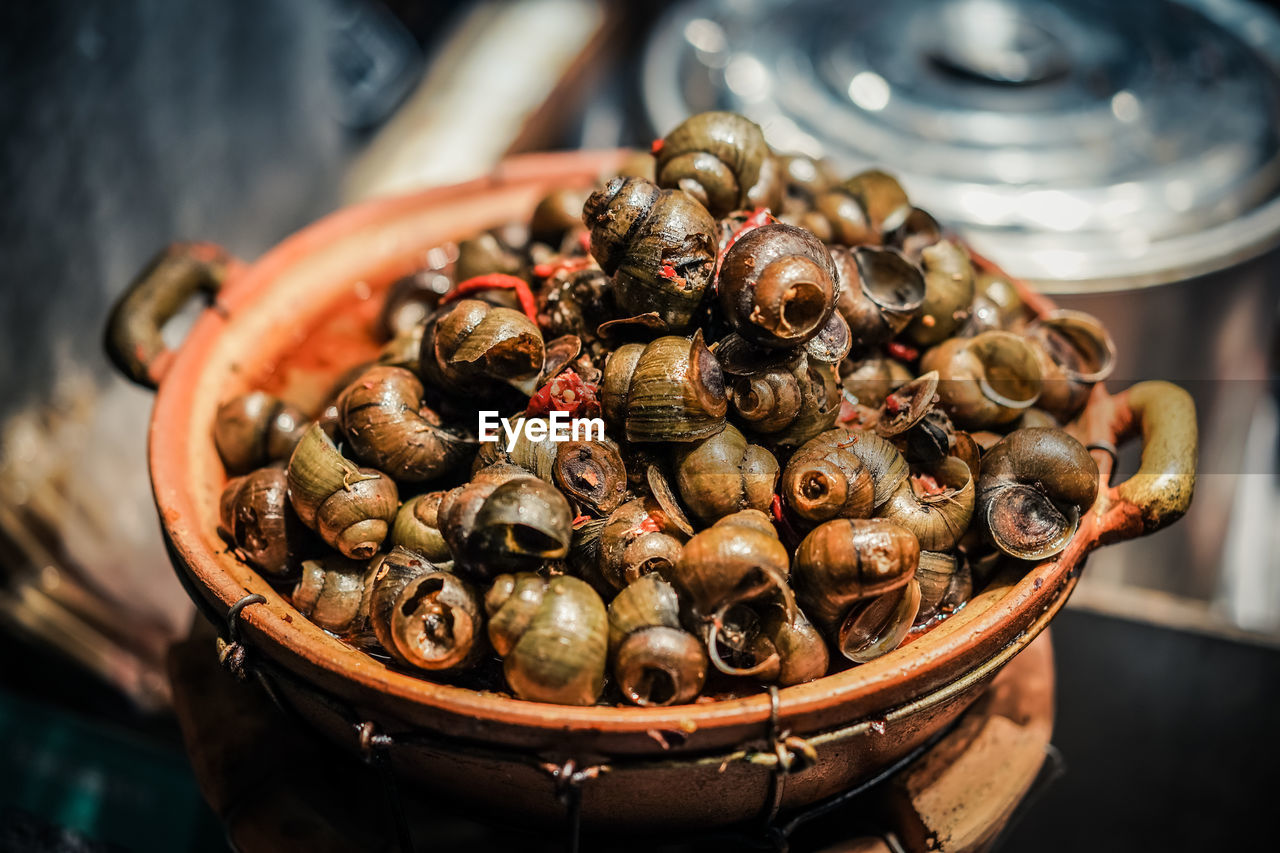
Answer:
[108,151,1197,829]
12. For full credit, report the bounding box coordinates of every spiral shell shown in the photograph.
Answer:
[337,365,474,483]
[287,424,399,560]
[219,466,307,579]
[903,240,975,347]
[584,176,717,330]
[792,517,920,631]
[390,491,451,562]
[674,423,779,524]
[597,497,688,592]
[653,111,769,218]
[600,333,727,443]
[607,574,707,706]
[921,330,1043,429]
[486,573,607,705]
[418,298,545,396]
[213,391,308,475]
[718,223,841,349]
[369,547,483,673]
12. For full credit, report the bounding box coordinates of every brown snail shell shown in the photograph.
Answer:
[653,111,769,218]
[607,574,707,706]
[876,457,975,551]
[378,268,450,340]
[453,473,568,573]
[903,240,976,347]
[793,517,920,631]
[728,353,841,449]
[213,391,308,475]
[530,187,590,247]
[390,491,451,562]
[418,299,545,396]
[841,355,913,408]
[475,416,627,516]
[711,600,829,684]
[674,423,779,525]
[915,551,972,623]
[839,578,922,663]
[287,424,399,560]
[337,365,474,483]
[485,573,607,706]
[292,553,377,634]
[1024,310,1117,422]
[833,246,926,349]
[454,227,526,283]
[598,497,688,592]
[664,509,795,626]
[781,431,875,523]
[884,206,943,263]
[218,466,307,579]
[600,333,727,443]
[584,176,717,330]
[369,546,482,673]
[718,223,840,349]
[436,463,526,568]
[844,169,911,234]
[977,427,1099,560]
[921,330,1043,429]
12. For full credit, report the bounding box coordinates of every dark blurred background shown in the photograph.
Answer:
[2,1,1279,850]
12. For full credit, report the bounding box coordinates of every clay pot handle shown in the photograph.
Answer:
[104,242,240,389]
[1109,380,1198,535]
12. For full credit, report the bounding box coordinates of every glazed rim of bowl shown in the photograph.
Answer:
[150,150,1086,752]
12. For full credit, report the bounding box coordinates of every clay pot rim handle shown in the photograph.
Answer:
[104,241,242,389]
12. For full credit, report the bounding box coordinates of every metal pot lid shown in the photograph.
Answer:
[643,0,1280,289]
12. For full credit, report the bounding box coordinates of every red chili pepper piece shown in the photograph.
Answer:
[770,494,785,524]
[571,514,591,526]
[532,256,592,279]
[886,341,919,363]
[884,394,903,415]
[525,369,601,419]
[650,138,665,155]
[912,472,945,496]
[637,514,663,534]
[439,273,538,323]
[577,230,591,253]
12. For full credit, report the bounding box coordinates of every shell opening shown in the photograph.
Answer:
[985,483,1079,560]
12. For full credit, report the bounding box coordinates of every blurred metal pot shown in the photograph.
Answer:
[643,0,1280,624]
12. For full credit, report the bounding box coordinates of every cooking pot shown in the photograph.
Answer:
[105,150,1196,828]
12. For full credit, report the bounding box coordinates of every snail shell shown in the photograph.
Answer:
[782,428,908,522]
[598,497,688,592]
[390,491,451,562]
[876,457,975,551]
[921,330,1043,429]
[664,509,795,624]
[839,579,922,663]
[903,240,976,347]
[369,546,482,673]
[727,353,841,449]
[977,427,1099,560]
[213,391,308,475]
[1024,310,1116,422]
[292,553,378,634]
[219,466,307,579]
[674,423,779,525]
[337,365,474,483]
[475,416,627,516]
[600,333,727,443]
[792,517,921,632]
[418,299,545,396]
[841,355,914,409]
[832,246,925,348]
[584,176,717,330]
[486,573,607,705]
[287,424,399,560]
[718,223,840,349]
[653,111,769,218]
[607,574,707,706]
[439,464,573,578]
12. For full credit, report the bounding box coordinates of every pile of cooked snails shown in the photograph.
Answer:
[214,111,1116,707]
